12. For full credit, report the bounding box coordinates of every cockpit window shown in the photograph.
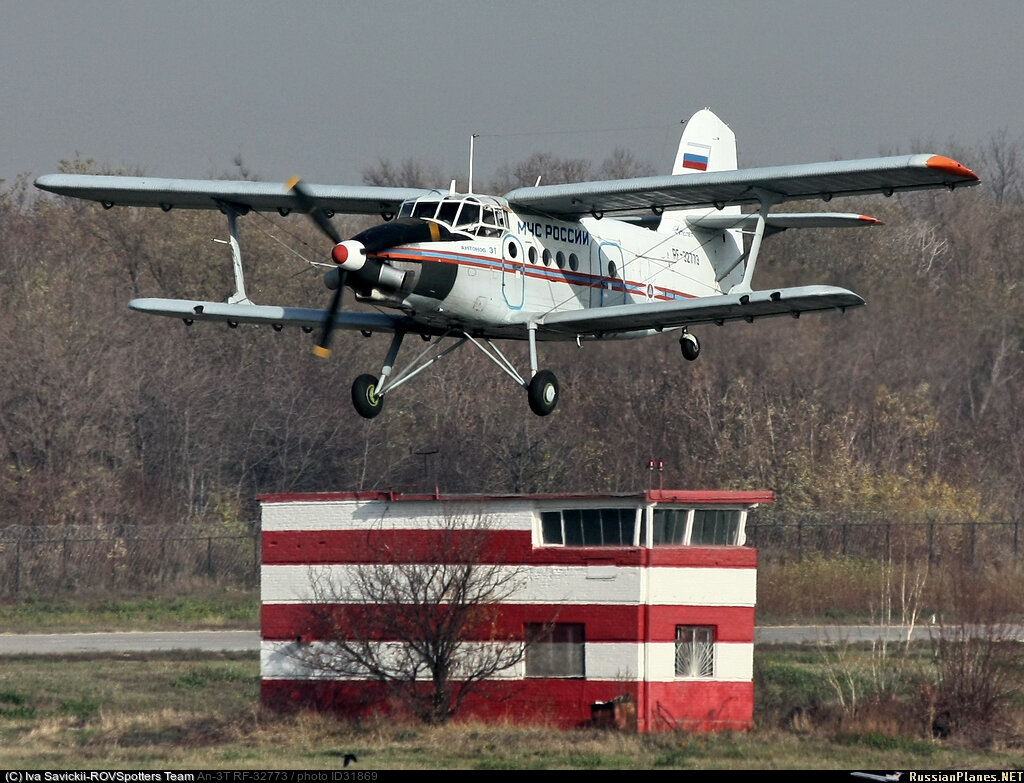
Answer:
[436,201,460,225]
[398,195,508,239]
[412,201,441,219]
[456,203,481,226]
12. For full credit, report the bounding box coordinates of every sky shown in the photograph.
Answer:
[3,0,1022,190]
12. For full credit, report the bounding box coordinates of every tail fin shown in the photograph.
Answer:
[668,107,737,177]
[660,108,744,291]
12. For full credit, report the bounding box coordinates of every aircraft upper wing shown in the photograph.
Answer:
[33,174,438,216]
[503,154,978,219]
[534,285,865,336]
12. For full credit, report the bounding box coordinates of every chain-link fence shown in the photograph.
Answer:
[747,512,1023,565]
[0,524,259,597]
[2,515,1020,598]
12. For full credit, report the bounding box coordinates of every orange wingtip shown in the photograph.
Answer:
[926,155,979,181]
[286,176,302,190]
[859,215,884,225]
[312,345,331,359]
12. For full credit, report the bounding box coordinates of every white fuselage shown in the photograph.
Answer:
[374,199,742,339]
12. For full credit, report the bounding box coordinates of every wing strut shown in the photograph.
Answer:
[730,189,780,295]
[214,202,254,306]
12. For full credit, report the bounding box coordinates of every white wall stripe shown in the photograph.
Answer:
[260,640,752,682]
[262,500,536,532]
[261,563,755,607]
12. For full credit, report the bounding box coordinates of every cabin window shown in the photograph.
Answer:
[556,251,565,269]
[540,508,637,546]
[675,626,715,678]
[568,253,579,271]
[543,249,552,266]
[528,246,537,264]
[525,623,585,678]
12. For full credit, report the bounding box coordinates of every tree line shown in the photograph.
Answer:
[1,133,1022,532]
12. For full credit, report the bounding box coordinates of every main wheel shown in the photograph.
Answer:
[527,370,559,416]
[680,332,700,361]
[351,374,384,419]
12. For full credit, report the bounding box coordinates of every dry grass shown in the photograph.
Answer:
[1,651,1022,769]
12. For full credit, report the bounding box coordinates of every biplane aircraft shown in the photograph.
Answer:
[34,109,978,418]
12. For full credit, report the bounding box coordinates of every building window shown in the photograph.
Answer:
[690,509,741,545]
[540,508,637,546]
[652,508,689,545]
[649,508,742,546]
[675,626,714,678]
[525,623,585,678]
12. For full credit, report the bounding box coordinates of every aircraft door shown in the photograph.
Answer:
[593,242,626,306]
[501,235,526,310]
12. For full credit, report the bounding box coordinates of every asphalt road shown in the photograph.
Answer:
[0,630,260,655]
[4,625,1020,655]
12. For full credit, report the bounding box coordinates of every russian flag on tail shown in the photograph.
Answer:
[683,151,709,171]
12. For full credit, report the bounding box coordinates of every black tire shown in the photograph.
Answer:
[351,374,384,419]
[527,370,559,416]
[680,332,700,361]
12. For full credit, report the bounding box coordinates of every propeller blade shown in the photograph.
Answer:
[313,270,347,359]
[286,176,343,244]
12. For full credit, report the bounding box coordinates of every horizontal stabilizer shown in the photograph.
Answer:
[537,285,865,337]
[685,212,882,231]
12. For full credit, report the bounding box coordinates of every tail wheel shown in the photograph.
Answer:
[352,374,384,419]
[680,332,700,361]
[528,370,559,416]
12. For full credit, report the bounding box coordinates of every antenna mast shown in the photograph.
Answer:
[469,134,479,194]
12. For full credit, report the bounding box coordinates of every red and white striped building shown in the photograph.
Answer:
[260,488,771,732]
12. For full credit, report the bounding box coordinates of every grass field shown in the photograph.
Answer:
[0,648,1021,770]
[0,591,259,633]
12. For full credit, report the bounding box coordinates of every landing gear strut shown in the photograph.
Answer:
[344,324,562,419]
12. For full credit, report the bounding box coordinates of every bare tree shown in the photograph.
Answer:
[295,513,532,724]
[930,560,1022,741]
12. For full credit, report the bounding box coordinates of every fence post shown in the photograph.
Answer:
[252,530,260,588]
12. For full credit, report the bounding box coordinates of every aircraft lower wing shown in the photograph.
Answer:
[505,155,978,219]
[129,298,414,332]
[535,285,865,337]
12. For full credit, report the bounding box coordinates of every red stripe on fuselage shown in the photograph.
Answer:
[378,249,697,303]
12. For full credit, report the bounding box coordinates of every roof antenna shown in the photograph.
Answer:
[468,133,479,194]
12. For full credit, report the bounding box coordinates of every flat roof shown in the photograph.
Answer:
[258,489,775,506]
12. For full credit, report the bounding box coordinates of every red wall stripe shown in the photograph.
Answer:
[260,678,753,732]
[261,603,754,643]
[262,529,757,568]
